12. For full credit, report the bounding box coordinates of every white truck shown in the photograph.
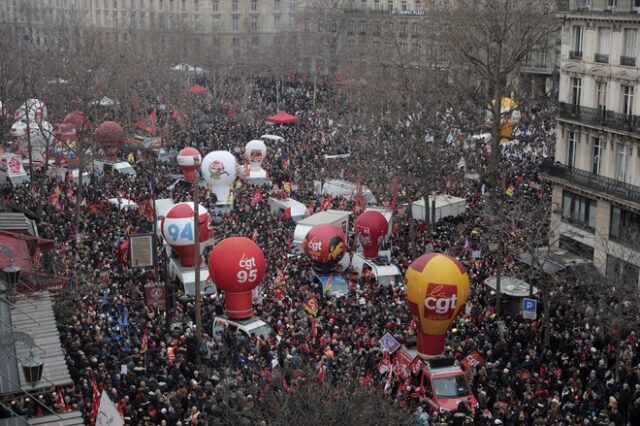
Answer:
[411,194,467,222]
[290,210,351,268]
[94,159,137,177]
[0,153,29,189]
[313,179,377,205]
[212,315,273,342]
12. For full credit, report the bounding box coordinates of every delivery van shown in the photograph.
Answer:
[167,257,216,297]
[350,252,403,286]
[94,159,137,177]
[212,315,273,342]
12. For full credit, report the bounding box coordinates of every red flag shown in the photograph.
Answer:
[316,360,326,383]
[48,193,62,211]
[136,109,157,136]
[274,287,285,301]
[418,220,427,234]
[89,202,100,215]
[117,240,129,265]
[250,188,263,206]
[139,199,154,221]
[304,295,318,316]
[460,351,484,371]
[282,157,290,170]
[282,207,292,221]
[170,108,188,126]
[56,386,66,412]
[310,318,318,336]
[91,374,101,421]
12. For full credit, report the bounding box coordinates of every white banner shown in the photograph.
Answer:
[96,390,124,426]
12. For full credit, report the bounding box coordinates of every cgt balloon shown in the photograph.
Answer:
[405,253,470,358]
[208,237,266,319]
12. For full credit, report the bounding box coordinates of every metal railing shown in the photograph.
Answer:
[541,161,640,205]
[569,50,582,59]
[621,55,636,66]
[594,53,609,63]
[558,102,640,133]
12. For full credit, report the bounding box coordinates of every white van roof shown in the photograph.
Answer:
[108,198,138,209]
[268,197,307,218]
[260,134,284,142]
[296,209,350,226]
[155,198,175,218]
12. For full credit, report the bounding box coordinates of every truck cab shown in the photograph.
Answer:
[167,256,216,297]
[350,253,403,286]
[407,355,477,414]
[212,315,273,342]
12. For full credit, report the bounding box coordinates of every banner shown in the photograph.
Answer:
[96,390,124,426]
[144,282,166,309]
[129,234,154,268]
[378,332,401,354]
[304,295,319,316]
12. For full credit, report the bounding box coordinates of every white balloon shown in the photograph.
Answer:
[14,99,47,123]
[201,151,237,203]
[244,140,267,170]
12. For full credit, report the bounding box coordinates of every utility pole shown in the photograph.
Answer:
[19,34,33,187]
[192,158,202,365]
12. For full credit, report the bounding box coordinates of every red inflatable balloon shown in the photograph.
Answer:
[355,210,389,258]
[208,237,266,319]
[161,202,211,267]
[96,121,125,159]
[177,147,202,182]
[303,224,346,270]
[64,111,92,135]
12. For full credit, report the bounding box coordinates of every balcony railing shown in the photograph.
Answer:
[558,102,640,133]
[541,161,640,206]
[594,53,609,63]
[569,50,582,59]
[621,56,637,66]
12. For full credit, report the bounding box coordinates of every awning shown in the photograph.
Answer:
[8,292,72,393]
[266,111,298,125]
[0,411,85,426]
[0,213,39,237]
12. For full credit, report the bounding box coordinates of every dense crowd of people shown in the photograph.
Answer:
[1,76,639,426]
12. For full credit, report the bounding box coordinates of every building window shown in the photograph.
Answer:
[401,0,407,10]
[622,29,637,66]
[232,0,238,12]
[251,0,257,11]
[571,77,581,108]
[274,14,280,29]
[275,0,280,11]
[615,143,630,181]
[181,0,186,11]
[595,27,610,63]
[232,36,240,47]
[606,255,639,289]
[592,137,602,175]
[622,85,634,116]
[559,236,594,260]
[606,0,616,9]
[388,0,393,10]
[374,0,380,9]
[250,15,257,30]
[252,35,259,46]
[289,1,296,11]
[194,0,198,11]
[212,0,218,12]
[562,190,597,232]
[567,131,577,168]
[212,15,219,30]
[232,15,239,31]
[596,81,607,112]
[571,25,583,58]
[610,206,640,244]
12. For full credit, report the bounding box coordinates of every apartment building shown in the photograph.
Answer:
[0,0,299,64]
[544,0,640,286]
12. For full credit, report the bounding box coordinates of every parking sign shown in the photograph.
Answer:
[522,298,537,320]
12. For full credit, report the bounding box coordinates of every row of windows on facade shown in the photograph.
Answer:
[561,190,640,243]
[22,0,423,12]
[86,10,296,30]
[565,130,634,182]
[569,77,635,116]
[574,0,640,11]
[571,25,637,65]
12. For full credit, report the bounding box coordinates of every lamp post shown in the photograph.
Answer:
[192,158,202,366]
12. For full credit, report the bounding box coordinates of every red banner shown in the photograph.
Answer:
[304,295,319,316]
[144,282,166,309]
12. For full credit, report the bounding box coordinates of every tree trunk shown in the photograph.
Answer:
[407,201,417,259]
[543,287,551,348]
[495,239,503,318]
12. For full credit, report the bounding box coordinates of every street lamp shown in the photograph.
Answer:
[3,265,21,294]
